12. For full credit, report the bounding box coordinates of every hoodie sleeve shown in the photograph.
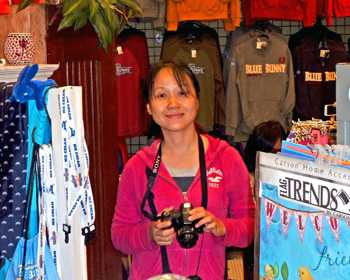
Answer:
[166,0,180,31]
[223,0,241,31]
[111,157,159,255]
[299,0,316,27]
[212,146,255,248]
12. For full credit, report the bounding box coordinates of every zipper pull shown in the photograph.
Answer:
[183,192,188,202]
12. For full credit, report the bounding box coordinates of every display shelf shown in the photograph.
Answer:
[0,63,60,82]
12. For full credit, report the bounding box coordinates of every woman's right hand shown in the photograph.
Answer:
[149,207,176,246]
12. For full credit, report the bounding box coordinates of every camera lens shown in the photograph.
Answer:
[177,225,199,249]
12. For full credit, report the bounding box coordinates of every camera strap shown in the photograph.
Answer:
[141,134,208,275]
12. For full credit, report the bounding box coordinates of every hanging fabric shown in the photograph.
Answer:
[0,82,28,280]
[5,139,59,280]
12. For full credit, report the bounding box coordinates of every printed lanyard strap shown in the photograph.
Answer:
[38,144,61,279]
[141,134,208,274]
[59,87,96,245]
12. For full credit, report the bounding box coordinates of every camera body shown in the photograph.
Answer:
[161,202,204,249]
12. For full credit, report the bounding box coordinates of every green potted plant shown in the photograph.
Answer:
[18,0,142,52]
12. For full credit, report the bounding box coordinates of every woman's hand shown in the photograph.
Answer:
[189,207,226,237]
[149,207,176,246]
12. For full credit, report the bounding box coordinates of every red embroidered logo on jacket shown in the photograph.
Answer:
[279,57,286,64]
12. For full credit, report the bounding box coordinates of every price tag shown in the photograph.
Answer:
[320,49,330,58]
[117,46,123,55]
[191,49,197,58]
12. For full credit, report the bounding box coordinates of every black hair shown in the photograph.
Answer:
[244,121,287,172]
[143,60,200,103]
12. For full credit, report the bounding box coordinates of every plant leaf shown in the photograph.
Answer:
[90,8,112,52]
[58,11,82,30]
[65,0,90,16]
[98,0,115,28]
[90,0,100,19]
[17,0,37,12]
[62,0,77,14]
[74,8,89,31]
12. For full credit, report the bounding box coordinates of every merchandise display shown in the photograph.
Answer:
[0,65,96,280]
[286,119,337,145]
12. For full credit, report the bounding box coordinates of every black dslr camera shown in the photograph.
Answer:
[161,202,204,249]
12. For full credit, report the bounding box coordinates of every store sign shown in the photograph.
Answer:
[259,154,350,221]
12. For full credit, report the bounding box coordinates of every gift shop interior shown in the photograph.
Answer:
[1,1,350,280]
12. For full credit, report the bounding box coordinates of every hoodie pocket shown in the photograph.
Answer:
[244,100,283,130]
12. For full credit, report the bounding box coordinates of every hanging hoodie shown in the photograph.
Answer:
[166,0,240,31]
[225,34,295,142]
[111,135,255,280]
[161,33,225,132]
[293,40,350,120]
[242,0,317,27]
[129,0,166,30]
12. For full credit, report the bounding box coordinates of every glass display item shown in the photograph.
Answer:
[3,33,36,65]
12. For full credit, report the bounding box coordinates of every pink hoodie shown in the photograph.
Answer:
[111,135,255,279]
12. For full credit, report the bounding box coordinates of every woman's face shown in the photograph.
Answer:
[147,67,199,134]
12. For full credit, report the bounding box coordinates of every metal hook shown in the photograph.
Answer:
[43,85,58,144]
[32,127,39,146]
[43,85,59,127]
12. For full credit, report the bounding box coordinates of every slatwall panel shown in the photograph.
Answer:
[125,17,350,157]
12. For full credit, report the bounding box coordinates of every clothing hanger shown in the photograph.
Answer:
[313,15,328,45]
[179,21,203,40]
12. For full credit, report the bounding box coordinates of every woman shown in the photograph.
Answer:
[111,60,255,280]
[244,121,287,175]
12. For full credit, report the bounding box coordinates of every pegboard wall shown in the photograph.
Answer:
[125,16,350,157]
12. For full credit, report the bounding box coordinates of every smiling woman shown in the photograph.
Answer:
[147,66,199,136]
[111,60,255,280]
